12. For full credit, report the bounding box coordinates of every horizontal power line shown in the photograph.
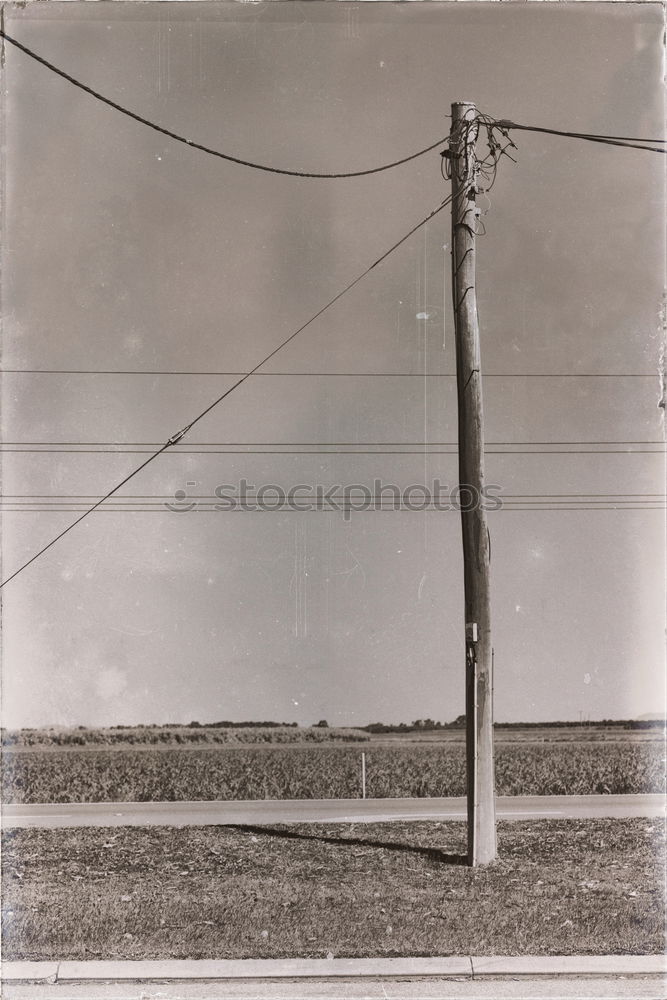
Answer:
[3,440,662,446]
[4,492,664,503]
[3,448,663,456]
[0,370,657,378]
[4,501,663,509]
[5,493,664,500]
[496,508,665,512]
[0,29,446,179]
[3,505,663,514]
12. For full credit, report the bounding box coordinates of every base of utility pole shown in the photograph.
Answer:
[449,100,497,867]
[466,645,497,866]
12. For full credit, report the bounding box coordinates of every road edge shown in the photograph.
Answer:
[2,955,666,983]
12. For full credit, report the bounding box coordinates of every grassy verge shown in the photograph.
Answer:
[2,819,663,960]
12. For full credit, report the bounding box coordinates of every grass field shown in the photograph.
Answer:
[2,819,663,960]
[2,740,664,803]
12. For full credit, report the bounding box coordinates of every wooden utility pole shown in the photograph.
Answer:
[449,101,496,866]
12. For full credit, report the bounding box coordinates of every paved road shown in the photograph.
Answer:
[2,794,664,828]
[3,977,665,999]
[3,958,666,1000]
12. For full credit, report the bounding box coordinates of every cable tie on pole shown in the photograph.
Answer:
[456,287,475,311]
[167,426,191,446]
[463,368,479,393]
[455,222,477,239]
[496,125,517,149]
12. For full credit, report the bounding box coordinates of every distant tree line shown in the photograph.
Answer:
[494,719,666,730]
[361,717,465,734]
[360,717,666,733]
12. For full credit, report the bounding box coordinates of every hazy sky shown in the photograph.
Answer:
[1,1,665,728]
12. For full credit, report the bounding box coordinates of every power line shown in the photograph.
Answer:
[0,441,665,454]
[0,445,173,587]
[3,439,662,446]
[5,493,664,499]
[3,504,663,513]
[0,29,447,179]
[4,494,663,509]
[3,450,664,459]
[3,490,664,502]
[5,26,661,192]
[494,117,667,155]
[0,196,451,589]
[0,370,657,378]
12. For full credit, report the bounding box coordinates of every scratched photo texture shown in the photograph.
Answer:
[1,0,665,974]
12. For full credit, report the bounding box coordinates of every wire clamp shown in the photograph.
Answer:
[167,426,191,446]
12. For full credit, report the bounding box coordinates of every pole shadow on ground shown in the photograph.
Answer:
[224,824,468,866]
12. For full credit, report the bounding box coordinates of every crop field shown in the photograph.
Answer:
[2,740,664,804]
[378,726,664,744]
[0,725,369,749]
